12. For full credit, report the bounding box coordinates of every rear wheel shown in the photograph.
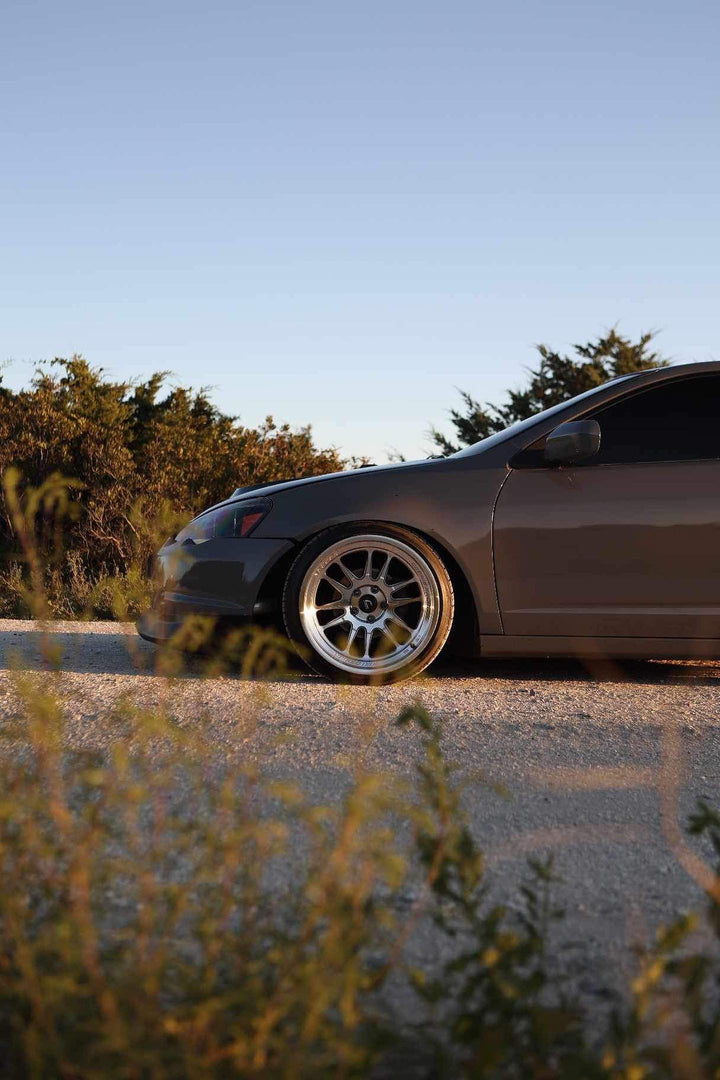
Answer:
[282,524,454,684]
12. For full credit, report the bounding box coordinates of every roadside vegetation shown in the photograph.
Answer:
[1,473,720,1077]
[0,356,352,617]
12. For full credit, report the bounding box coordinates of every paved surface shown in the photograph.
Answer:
[2,619,720,1003]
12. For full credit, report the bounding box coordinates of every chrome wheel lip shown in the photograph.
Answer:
[299,533,441,675]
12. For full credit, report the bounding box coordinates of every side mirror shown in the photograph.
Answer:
[544,419,601,465]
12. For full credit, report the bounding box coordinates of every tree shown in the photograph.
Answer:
[430,329,668,456]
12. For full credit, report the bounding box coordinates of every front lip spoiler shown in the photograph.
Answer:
[137,602,269,644]
[137,609,179,644]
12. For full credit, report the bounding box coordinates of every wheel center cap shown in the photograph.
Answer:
[350,585,387,620]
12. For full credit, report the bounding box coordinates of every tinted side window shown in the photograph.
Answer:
[589,375,720,465]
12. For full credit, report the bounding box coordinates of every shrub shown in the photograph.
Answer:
[0,357,352,616]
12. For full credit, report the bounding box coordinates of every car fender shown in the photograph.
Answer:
[251,456,506,635]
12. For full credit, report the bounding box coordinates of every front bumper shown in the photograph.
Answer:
[137,535,295,643]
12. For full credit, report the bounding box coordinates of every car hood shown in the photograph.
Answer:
[229,459,430,503]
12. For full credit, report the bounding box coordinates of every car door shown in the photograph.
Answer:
[493,373,720,639]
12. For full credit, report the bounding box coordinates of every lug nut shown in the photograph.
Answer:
[371,586,378,594]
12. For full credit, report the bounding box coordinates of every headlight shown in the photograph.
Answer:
[175,500,271,545]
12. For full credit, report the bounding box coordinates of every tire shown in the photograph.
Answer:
[282,523,454,684]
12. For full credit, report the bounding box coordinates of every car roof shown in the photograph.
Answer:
[628,359,720,381]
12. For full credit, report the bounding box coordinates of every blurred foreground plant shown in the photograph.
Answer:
[2,466,83,619]
[0,666,402,1077]
[0,677,553,1077]
[1,468,183,619]
[2,675,720,1078]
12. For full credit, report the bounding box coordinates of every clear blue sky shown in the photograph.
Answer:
[1,0,718,462]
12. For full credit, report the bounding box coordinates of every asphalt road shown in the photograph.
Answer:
[2,619,720,1006]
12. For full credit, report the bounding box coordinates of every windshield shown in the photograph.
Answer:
[451,373,642,458]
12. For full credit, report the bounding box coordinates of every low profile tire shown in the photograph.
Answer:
[282,523,454,684]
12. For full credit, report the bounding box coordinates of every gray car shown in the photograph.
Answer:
[138,361,720,683]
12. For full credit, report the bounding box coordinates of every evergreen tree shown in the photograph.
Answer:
[431,329,667,456]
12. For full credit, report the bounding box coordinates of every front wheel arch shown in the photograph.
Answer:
[399,525,479,655]
[259,519,480,652]
[281,521,456,684]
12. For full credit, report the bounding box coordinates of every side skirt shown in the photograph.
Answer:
[480,635,720,660]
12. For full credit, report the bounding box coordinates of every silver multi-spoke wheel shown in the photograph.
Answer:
[298,534,442,676]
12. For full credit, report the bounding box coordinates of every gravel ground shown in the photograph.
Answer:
[2,619,720,1004]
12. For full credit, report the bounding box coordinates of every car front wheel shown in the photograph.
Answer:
[282,524,454,684]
